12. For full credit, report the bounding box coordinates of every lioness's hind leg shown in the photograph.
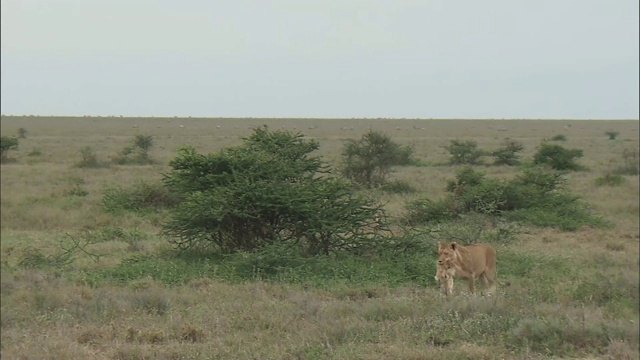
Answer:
[483,271,497,296]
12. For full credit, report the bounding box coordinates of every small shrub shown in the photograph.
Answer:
[550,134,567,141]
[443,139,485,165]
[404,198,456,225]
[594,173,625,186]
[17,128,28,138]
[76,146,105,168]
[112,135,155,165]
[532,142,584,171]
[341,130,416,188]
[491,138,524,166]
[605,131,620,140]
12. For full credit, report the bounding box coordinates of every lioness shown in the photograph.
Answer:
[434,257,456,295]
[437,241,497,295]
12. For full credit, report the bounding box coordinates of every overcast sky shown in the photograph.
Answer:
[1,0,638,119]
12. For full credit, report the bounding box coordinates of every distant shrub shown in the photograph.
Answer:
[594,173,625,186]
[605,131,620,140]
[491,138,524,166]
[443,139,485,165]
[532,142,584,171]
[550,134,567,141]
[113,134,155,165]
[76,146,108,168]
[17,128,28,139]
[341,130,416,188]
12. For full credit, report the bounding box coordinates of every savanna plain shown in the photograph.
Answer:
[1,116,638,360]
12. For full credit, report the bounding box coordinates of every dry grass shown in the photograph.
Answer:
[1,116,638,359]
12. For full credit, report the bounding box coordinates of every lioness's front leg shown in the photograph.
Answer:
[467,274,476,294]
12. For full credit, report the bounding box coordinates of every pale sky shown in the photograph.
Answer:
[1,0,638,119]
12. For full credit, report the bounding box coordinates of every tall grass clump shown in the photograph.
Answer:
[103,181,180,213]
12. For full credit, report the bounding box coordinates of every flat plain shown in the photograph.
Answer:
[1,116,638,359]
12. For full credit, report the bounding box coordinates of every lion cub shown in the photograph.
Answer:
[434,258,456,295]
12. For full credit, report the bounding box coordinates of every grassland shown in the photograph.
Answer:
[1,116,638,359]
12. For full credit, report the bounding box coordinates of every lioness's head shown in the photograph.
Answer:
[434,257,454,281]
[437,241,458,267]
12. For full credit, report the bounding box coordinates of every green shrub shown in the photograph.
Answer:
[404,198,456,225]
[491,138,524,166]
[605,131,620,140]
[163,126,385,255]
[532,142,584,171]
[550,134,567,141]
[405,166,607,231]
[443,139,485,165]
[341,130,416,188]
[76,146,105,168]
[112,134,155,165]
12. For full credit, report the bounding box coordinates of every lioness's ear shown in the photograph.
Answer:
[437,241,443,250]
[450,242,457,250]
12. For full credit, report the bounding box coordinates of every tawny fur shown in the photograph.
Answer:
[437,241,497,295]
[434,258,456,295]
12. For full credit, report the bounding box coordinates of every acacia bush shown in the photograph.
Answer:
[113,134,155,165]
[491,139,524,166]
[163,126,385,255]
[532,142,584,171]
[404,166,607,231]
[340,130,415,188]
[443,139,485,165]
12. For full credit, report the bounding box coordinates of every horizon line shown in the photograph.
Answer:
[1,114,638,121]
